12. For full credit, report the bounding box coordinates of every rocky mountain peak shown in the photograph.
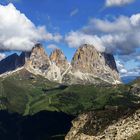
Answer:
[71,44,100,73]
[31,43,46,56]
[0,43,121,85]
[25,43,51,73]
[50,48,69,72]
[71,44,120,84]
[50,48,66,63]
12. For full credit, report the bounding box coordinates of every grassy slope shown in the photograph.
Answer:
[0,69,140,140]
[0,69,139,116]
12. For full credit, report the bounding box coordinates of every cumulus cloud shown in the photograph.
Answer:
[66,13,140,55]
[0,53,6,61]
[53,33,63,42]
[116,60,140,77]
[122,67,140,77]
[87,16,131,33]
[70,8,79,17]
[105,0,134,7]
[47,44,58,50]
[116,61,128,75]
[65,31,105,52]
[136,56,140,60]
[0,3,62,52]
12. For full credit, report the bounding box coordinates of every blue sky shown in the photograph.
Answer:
[0,0,140,77]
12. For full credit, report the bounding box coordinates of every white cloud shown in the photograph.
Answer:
[116,60,140,77]
[116,61,128,74]
[0,53,6,61]
[65,31,105,52]
[70,8,79,17]
[53,33,63,42]
[0,3,62,52]
[66,13,140,56]
[105,0,134,7]
[122,67,140,77]
[89,14,140,55]
[88,16,131,33]
[37,26,62,42]
[47,44,58,50]
[136,56,140,60]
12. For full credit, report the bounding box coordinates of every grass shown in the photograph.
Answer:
[0,69,140,140]
[0,69,139,116]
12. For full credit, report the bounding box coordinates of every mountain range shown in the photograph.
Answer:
[0,43,121,85]
[0,43,140,140]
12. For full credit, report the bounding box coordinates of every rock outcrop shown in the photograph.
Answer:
[24,44,62,82]
[63,44,120,85]
[0,43,121,85]
[25,43,51,72]
[49,48,70,74]
[65,108,140,140]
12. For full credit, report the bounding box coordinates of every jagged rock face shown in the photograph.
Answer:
[65,108,140,140]
[24,44,63,83]
[25,43,51,73]
[49,49,69,73]
[71,44,120,84]
[0,43,121,85]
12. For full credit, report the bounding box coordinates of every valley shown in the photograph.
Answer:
[0,1,140,139]
[0,67,139,140]
[0,44,139,140]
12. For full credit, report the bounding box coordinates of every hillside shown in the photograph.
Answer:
[0,68,138,116]
[0,1,140,140]
[0,68,139,140]
[66,78,140,140]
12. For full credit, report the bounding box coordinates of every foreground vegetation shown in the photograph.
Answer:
[0,69,140,140]
[0,69,139,116]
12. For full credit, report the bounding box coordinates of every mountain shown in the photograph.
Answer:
[0,43,121,85]
[66,44,120,85]
[0,53,24,74]
[0,69,139,140]
[65,78,140,140]
[49,48,70,73]
[0,58,139,140]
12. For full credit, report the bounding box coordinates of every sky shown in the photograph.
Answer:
[0,0,140,77]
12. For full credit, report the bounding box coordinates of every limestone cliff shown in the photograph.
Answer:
[63,44,120,85]
[25,43,51,72]
[49,48,70,74]
[24,44,63,82]
[65,108,140,140]
[72,44,119,82]
[0,43,121,85]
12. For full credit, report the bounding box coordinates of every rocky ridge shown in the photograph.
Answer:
[0,43,121,85]
[67,44,120,84]
[65,108,140,140]
[0,53,24,74]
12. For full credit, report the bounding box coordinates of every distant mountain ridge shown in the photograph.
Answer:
[0,43,121,85]
[0,53,25,74]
